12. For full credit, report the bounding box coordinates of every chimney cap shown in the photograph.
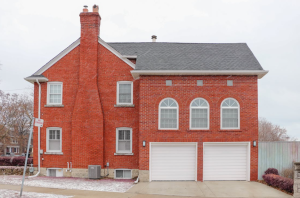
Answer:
[84,5,88,8]
[151,35,157,39]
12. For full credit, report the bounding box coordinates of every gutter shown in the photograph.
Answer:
[28,79,41,178]
[130,70,269,79]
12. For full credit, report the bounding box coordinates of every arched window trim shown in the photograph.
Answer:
[189,98,210,130]
[220,98,240,129]
[158,98,179,130]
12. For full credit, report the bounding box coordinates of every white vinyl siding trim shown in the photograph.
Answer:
[116,127,132,154]
[46,127,62,153]
[190,98,209,130]
[47,82,63,105]
[158,98,179,130]
[150,142,197,181]
[203,142,250,181]
[221,98,240,129]
[117,81,133,105]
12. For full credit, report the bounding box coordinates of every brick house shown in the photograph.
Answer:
[24,5,268,181]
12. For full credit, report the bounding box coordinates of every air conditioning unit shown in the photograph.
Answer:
[88,165,101,179]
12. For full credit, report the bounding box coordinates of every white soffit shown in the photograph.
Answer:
[131,70,269,79]
[33,38,81,75]
[98,37,135,69]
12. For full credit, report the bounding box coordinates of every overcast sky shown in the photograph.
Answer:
[0,0,299,139]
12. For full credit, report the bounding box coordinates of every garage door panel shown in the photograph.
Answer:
[203,143,249,181]
[151,143,197,181]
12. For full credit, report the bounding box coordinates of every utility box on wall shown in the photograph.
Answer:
[88,165,101,179]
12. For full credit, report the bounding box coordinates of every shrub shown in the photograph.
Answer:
[0,157,33,166]
[265,168,279,175]
[263,174,293,193]
[281,168,294,179]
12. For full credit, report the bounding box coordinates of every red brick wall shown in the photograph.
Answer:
[33,46,80,168]
[138,75,259,181]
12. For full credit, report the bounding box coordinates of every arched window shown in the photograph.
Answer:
[221,98,240,129]
[159,98,178,129]
[190,98,209,129]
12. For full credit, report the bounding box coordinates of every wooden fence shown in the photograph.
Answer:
[258,141,300,179]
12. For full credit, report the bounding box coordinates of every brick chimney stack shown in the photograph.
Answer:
[72,5,104,168]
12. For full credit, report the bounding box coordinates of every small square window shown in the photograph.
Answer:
[197,80,203,86]
[227,80,233,86]
[166,80,172,86]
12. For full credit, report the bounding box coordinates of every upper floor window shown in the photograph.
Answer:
[47,82,63,105]
[116,127,132,153]
[46,127,62,153]
[117,81,133,105]
[221,98,240,129]
[190,98,209,130]
[159,98,178,130]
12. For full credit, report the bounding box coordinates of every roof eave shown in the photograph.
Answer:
[131,70,269,79]
[24,77,49,84]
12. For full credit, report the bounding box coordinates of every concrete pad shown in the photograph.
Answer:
[204,181,292,198]
[128,181,205,197]
[196,182,215,197]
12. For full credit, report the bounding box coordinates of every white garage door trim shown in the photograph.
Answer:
[203,142,251,181]
[149,142,197,182]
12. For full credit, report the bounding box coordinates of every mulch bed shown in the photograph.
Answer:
[256,180,293,196]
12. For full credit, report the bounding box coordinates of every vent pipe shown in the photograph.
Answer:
[152,35,157,42]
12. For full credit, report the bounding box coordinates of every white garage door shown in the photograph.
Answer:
[203,143,249,181]
[150,143,197,181]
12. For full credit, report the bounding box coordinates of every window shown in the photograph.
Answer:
[46,127,62,152]
[197,80,203,86]
[116,128,132,153]
[115,169,132,179]
[159,98,178,129]
[221,98,240,129]
[47,82,63,105]
[117,81,133,105]
[190,98,209,129]
[166,80,172,86]
[227,80,233,86]
[6,147,19,154]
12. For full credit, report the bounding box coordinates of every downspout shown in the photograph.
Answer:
[28,79,41,178]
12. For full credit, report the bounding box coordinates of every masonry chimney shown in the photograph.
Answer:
[72,5,104,168]
[152,35,157,42]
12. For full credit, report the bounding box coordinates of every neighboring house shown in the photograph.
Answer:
[0,137,22,156]
[24,5,268,181]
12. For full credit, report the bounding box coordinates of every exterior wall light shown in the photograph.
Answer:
[253,140,257,147]
[143,141,146,147]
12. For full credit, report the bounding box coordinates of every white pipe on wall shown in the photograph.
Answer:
[28,79,41,178]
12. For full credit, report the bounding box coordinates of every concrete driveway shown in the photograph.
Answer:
[127,181,292,197]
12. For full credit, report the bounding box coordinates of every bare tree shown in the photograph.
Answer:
[259,117,296,141]
[0,90,33,154]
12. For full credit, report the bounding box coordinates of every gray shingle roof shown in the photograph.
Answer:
[107,42,263,71]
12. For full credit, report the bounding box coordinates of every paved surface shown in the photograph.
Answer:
[127,181,292,198]
[0,181,293,198]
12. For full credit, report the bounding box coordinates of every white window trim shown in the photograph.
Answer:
[114,169,132,179]
[158,98,179,130]
[47,82,63,105]
[46,127,62,153]
[220,98,240,130]
[189,98,210,130]
[116,127,132,154]
[116,81,133,105]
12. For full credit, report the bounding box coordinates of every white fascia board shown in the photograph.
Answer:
[24,77,49,84]
[33,38,81,75]
[131,70,269,79]
[122,55,137,59]
[98,37,135,69]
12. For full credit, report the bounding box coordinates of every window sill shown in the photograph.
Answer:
[44,152,63,155]
[44,104,64,108]
[157,129,179,132]
[114,153,134,155]
[114,104,135,108]
[219,130,242,132]
[187,129,211,132]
